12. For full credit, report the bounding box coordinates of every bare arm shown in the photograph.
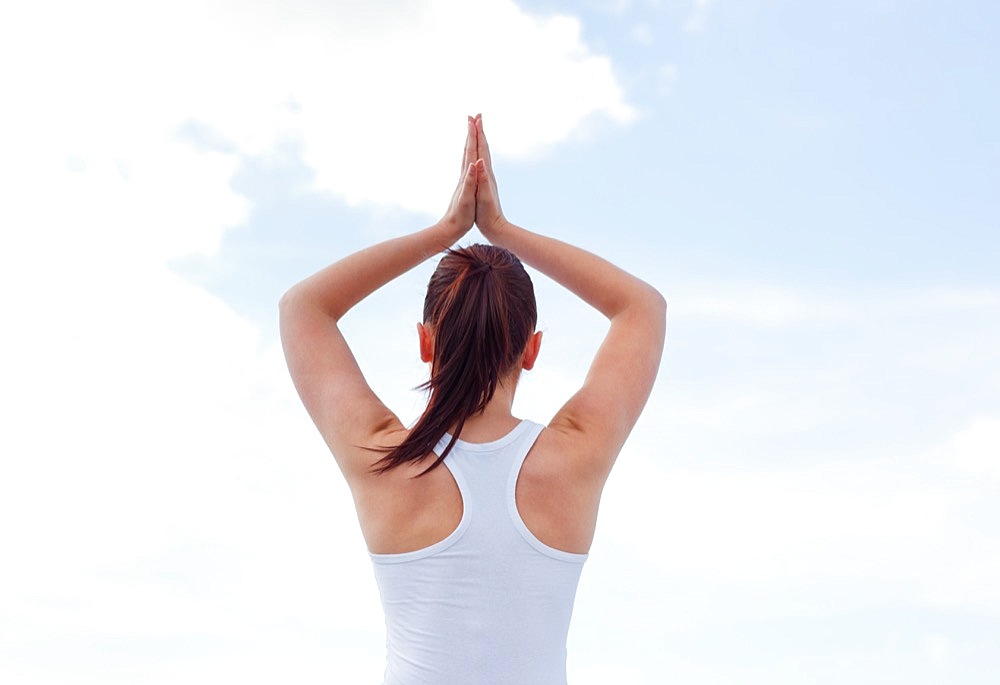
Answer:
[279,118,479,479]
[474,115,667,480]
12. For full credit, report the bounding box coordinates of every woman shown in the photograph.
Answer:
[279,115,666,684]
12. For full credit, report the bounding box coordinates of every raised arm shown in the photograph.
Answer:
[279,118,479,479]
[473,115,667,480]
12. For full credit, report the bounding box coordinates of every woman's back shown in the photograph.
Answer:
[356,412,603,558]
[370,420,587,685]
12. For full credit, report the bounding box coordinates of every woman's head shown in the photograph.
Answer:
[372,244,537,475]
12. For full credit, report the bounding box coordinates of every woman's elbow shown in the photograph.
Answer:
[278,286,312,325]
[278,288,296,316]
[640,283,667,318]
[643,286,667,341]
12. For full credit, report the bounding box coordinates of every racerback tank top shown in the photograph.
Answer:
[369,419,588,685]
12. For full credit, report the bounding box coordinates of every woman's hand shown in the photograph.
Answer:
[473,114,510,244]
[440,116,480,242]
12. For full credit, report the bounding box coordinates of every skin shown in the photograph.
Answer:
[279,115,667,555]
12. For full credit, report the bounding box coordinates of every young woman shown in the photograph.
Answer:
[279,115,666,685]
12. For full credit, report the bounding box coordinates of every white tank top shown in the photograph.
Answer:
[369,419,588,685]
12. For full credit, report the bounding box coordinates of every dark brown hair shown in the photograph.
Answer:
[372,244,537,476]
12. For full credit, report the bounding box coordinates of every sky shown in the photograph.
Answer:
[1,0,998,683]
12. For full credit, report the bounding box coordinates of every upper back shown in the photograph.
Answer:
[355,419,605,557]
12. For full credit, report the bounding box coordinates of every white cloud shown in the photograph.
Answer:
[923,633,950,670]
[590,430,1000,628]
[0,1,634,682]
[672,280,856,326]
[586,281,1000,626]
[2,0,633,222]
[666,280,1000,329]
[924,416,1000,481]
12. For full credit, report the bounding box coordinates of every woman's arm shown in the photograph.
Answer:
[473,115,667,480]
[279,118,479,479]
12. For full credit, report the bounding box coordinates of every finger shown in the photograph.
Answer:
[460,117,473,174]
[476,116,493,168]
[475,158,496,199]
[457,161,475,194]
[459,162,478,208]
[475,151,497,190]
[448,161,476,210]
[476,116,489,164]
[465,116,478,170]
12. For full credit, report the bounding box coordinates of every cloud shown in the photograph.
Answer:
[591,419,1000,628]
[667,280,1000,329]
[924,416,1000,482]
[580,281,1000,633]
[671,280,856,326]
[0,1,634,681]
[2,0,633,223]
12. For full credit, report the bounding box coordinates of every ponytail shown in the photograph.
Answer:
[371,244,537,476]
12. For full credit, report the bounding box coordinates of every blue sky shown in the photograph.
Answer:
[1,1,998,683]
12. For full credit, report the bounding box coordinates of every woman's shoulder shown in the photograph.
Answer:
[530,421,613,487]
[518,422,606,554]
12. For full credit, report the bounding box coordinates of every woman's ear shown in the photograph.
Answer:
[521,330,543,370]
[417,322,434,363]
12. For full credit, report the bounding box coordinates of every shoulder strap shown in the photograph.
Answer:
[507,420,545,481]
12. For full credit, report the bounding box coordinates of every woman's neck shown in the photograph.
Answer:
[450,379,521,443]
